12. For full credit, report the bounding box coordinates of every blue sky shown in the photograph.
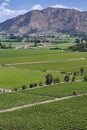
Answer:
[0,0,87,23]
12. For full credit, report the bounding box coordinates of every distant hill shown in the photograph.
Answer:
[0,7,87,35]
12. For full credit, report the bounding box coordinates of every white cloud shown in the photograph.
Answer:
[52,4,83,11]
[52,4,68,9]
[0,2,43,23]
[0,1,83,23]
[0,0,28,23]
[31,4,43,10]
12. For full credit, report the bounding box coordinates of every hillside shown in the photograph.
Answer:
[0,7,87,35]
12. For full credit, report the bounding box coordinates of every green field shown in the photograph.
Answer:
[0,49,87,89]
[0,81,87,110]
[0,49,87,64]
[0,95,87,130]
[0,48,87,130]
[0,66,64,89]
[24,81,87,97]
[15,58,87,71]
[0,92,52,110]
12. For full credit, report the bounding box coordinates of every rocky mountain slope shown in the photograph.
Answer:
[0,7,87,35]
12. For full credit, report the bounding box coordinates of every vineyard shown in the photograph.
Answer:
[0,95,87,130]
[0,48,87,130]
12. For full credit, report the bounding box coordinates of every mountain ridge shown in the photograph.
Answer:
[0,7,87,35]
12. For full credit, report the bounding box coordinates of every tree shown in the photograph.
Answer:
[29,83,34,88]
[73,71,78,76]
[53,77,60,83]
[21,85,27,90]
[34,40,40,47]
[80,67,84,75]
[45,74,53,85]
[84,75,87,81]
[71,76,75,82]
[75,38,80,44]
[64,75,70,82]
[34,83,37,87]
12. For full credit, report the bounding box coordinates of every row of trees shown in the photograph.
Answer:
[13,67,87,92]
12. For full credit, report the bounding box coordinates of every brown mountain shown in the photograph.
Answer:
[0,7,87,35]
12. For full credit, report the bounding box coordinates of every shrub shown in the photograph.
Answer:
[64,75,70,82]
[39,81,43,86]
[53,77,60,83]
[71,76,75,82]
[21,85,27,90]
[72,91,77,96]
[73,72,78,76]
[29,84,34,88]
[13,87,18,92]
[34,83,37,87]
[80,67,84,75]
[84,75,87,81]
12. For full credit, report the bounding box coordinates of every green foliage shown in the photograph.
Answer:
[72,90,77,95]
[33,83,37,87]
[71,76,75,82]
[84,75,87,81]
[64,74,70,82]
[75,38,80,44]
[39,81,43,86]
[80,67,84,75]
[73,71,78,76]
[53,77,60,83]
[68,42,87,52]
[21,85,27,90]
[45,74,53,85]
[29,83,34,88]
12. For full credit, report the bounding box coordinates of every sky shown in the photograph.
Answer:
[0,0,87,23]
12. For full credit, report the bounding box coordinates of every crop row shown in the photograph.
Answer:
[0,95,87,130]
[0,81,87,110]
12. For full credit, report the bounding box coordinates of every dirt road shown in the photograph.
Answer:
[0,93,87,113]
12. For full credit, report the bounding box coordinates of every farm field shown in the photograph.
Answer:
[0,47,87,130]
[24,81,87,97]
[0,49,87,64]
[0,81,87,110]
[54,43,75,49]
[0,67,64,89]
[15,58,87,71]
[0,95,87,130]
[0,92,52,110]
[0,49,87,89]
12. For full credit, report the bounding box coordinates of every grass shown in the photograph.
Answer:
[2,41,34,46]
[0,67,46,89]
[54,43,75,49]
[0,49,86,89]
[15,58,87,71]
[0,67,64,89]
[0,49,87,64]
[0,95,87,130]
